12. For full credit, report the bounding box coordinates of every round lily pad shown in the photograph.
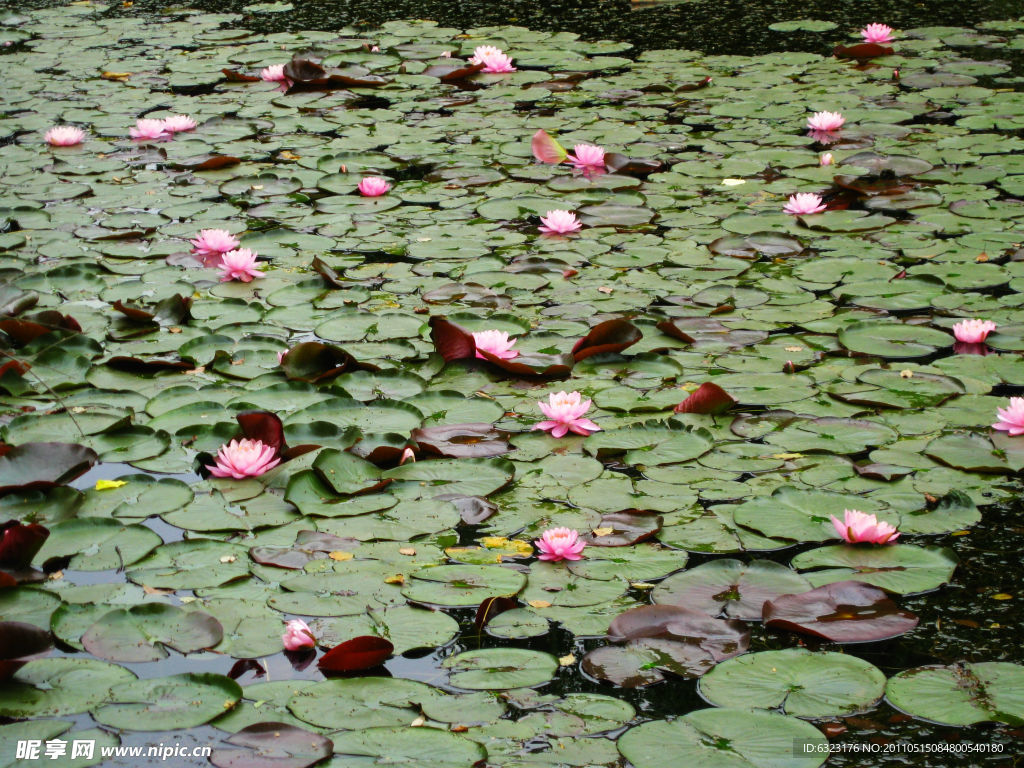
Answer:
[886,662,1024,726]
[444,648,559,690]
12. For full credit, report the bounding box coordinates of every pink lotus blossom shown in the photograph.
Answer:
[539,210,582,235]
[219,248,264,282]
[162,114,196,133]
[129,118,170,141]
[260,64,293,90]
[535,527,586,562]
[44,126,85,146]
[784,193,827,215]
[532,391,601,438]
[370,45,380,52]
[830,509,900,545]
[472,330,519,360]
[358,177,391,197]
[469,45,516,73]
[277,349,287,365]
[282,619,316,651]
[566,143,606,171]
[952,319,996,344]
[190,229,240,257]
[208,438,280,478]
[993,397,1024,436]
[807,111,845,132]
[820,152,834,167]
[399,447,416,465]
[861,24,894,43]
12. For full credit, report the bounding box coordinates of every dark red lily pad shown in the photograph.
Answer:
[250,530,359,570]
[572,319,642,361]
[763,580,919,643]
[211,722,333,768]
[474,595,519,631]
[603,153,663,178]
[411,423,511,459]
[284,57,388,88]
[170,154,241,171]
[676,76,713,91]
[0,521,50,569]
[281,341,378,383]
[0,621,52,682]
[585,510,662,547]
[428,316,476,361]
[674,383,737,415]
[0,443,97,495]
[607,604,750,660]
[317,636,394,673]
[423,61,486,81]
[834,43,894,60]
[0,312,81,346]
[106,356,194,373]
[112,295,192,326]
[221,68,261,82]
[237,411,286,455]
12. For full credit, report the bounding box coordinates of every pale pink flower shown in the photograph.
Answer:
[532,391,601,438]
[535,527,586,562]
[219,248,264,282]
[399,447,416,465]
[566,143,606,171]
[820,152,834,167]
[469,45,516,73]
[162,114,196,133]
[784,193,827,215]
[830,509,900,545]
[358,177,391,197]
[260,64,293,90]
[440,50,452,58]
[861,24,894,43]
[44,125,85,146]
[807,111,845,132]
[190,229,240,257]
[472,330,519,360]
[282,619,316,651]
[539,210,582,235]
[208,438,280,478]
[370,45,380,52]
[129,118,170,141]
[952,319,996,344]
[277,349,287,365]
[993,397,1024,436]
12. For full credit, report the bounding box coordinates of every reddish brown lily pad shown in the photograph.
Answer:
[281,341,378,383]
[0,621,52,682]
[0,443,97,495]
[572,319,643,361]
[211,722,333,768]
[834,43,894,60]
[0,521,50,569]
[763,580,919,643]
[607,604,750,659]
[674,383,737,415]
[317,636,394,673]
[428,316,476,361]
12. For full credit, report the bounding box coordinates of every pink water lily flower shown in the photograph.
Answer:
[820,152,834,167]
[260,63,293,86]
[358,177,391,197]
[532,391,601,438]
[190,228,240,257]
[162,114,196,133]
[993,397,1024,436]
[539,210,582,235]
[566,143,606,171]
[472,330,518,360]
[44,125,85,146]
[282,619,316,651]
[952,319,996,344]
[469,45,516,73]
[861,23,894,43]
[830,509,900,544]
[219,248,264,282]
[535,527,586,562]
[784,193,827,215]
[129,118,170,141]
[208,438,280,478]
[807,111,845,132]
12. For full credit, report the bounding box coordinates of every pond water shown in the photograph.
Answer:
[1,1,1024,767]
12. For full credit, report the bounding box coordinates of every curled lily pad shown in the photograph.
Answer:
[0,521,49,571]
[0,443,97,493]
[281,341,379,383]
[674,382,736,414]
[0,621,51,683]
[318,636,394,673]
[571,319,642,361]
[763,580,919,643]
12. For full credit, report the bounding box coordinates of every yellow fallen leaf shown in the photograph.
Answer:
[597,286,613,294]
[721,178,746,186]
[784,346,803,352]
[528,600,552,609]
[592,527,614,537]
[101,71,132,81]
[770,453,803,460]
[900,369,913,378]
[399,547,416,556]
[558,654,576,666]
[992,593,1013,600]
[630,582,655,589]
[384,574,405,584]
[329,551,354,561]
[278,150,301,160]
[95,479,127,491]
